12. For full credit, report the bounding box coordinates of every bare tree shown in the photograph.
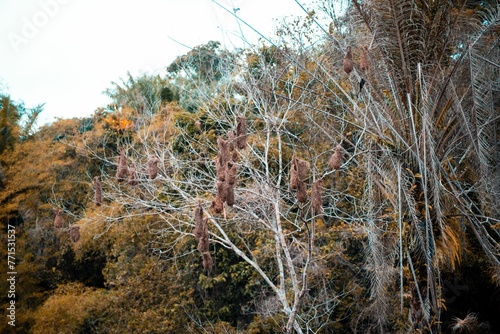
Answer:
[77,1,500,332]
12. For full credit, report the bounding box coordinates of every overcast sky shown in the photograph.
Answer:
[0,0,311,125]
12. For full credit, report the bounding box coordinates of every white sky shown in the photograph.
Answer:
[0,0,311,125]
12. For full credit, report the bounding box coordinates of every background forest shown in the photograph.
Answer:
[1,0,500,333]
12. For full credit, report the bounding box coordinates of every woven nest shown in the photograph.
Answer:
[290,156,310,190]
[329,145,344,170]
[217,136,230,166]
[226,185,235,207]
[53,209,64,228]
[343,46,353,74]
[217,181,228,203]
[236,116,247,150]
[202,252,213,272]
[193,203,204,240]
[311,179,323,216]
[147,156,160,179]
[69,226,81,243]
[296,181,308,203]
[128,164,138,186]
[115,149,129,182]
[216,155,227,182]
[226,161,237,185]
[210,197,224,214]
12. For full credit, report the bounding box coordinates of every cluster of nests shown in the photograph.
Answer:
[193,116,248,273]
[289,144,344,215]
[52,209,80,243]
[91,147,162,208]
[342,45,370,95]
[193,129,344,273]
[53,146,164,242]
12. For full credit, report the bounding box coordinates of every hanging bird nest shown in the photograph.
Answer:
[115,148,129,182]
[147,156,160,179]
[290,155,310,190]
[53,209,64,228]
[329,145,344,170]
[360,45,370,71]
[226,161,237,185]
[226,185,235,207]
[193,203,204,240]
[93,176,102,206]
[311,179,323,216]
[296,180,308,203]
[343,46,353,74]
[69,225,81,243]
[197,227,210,254]
[227,130,236,152]
[217,136,230,166]
[236,116,247,150]
[217,181,228,203]
[296,158,310,181]
[128,164,138,186]
[202,252,214,273]
[216,155,227,182]
[210,197,224,214]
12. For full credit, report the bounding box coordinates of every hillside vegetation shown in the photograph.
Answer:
[1,1,499,333]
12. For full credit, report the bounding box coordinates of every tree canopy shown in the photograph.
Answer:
[1,1,499,333]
